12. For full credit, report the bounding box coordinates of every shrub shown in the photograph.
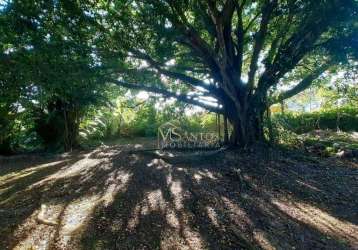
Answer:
[272,106,358,134]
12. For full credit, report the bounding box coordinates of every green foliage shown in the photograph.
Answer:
[0,104,15,154]
[78,93,219,147]
[0,0,112,153]
[1,0,357,150]
[79,109,119,147]
[121,102,157,137]
[272,106,358,134]
[265,115,301,147]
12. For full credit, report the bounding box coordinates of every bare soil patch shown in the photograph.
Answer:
[0,141,357,249]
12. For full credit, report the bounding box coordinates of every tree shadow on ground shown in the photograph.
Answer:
[0,154,87,247]
[81,147,357,249]
[234,149,358,225]
[161,149,357,249]
[0,148,125,249]
[1,146,357,249]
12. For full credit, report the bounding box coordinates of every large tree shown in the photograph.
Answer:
[91,0,357,146]
[0,0,108,151]
[2,0,358,147]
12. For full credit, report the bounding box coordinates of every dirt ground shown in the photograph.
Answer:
[0,139,357,250]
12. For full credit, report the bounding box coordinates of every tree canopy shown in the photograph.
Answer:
[1,0,358,147]
[95,0,358,145]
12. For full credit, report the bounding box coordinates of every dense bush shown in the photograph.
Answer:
[78,99,220,147]
[127,104,158,137]
[272,106,358,134]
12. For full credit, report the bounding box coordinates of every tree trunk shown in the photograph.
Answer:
[63,107,79,152]
[280,100,285,114]
[63,109,70,151]
[223,113,229,144]
[228,116,264,146]
[266,105,274,144]
[225,98,267,147]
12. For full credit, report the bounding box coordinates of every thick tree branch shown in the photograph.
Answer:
[265,13,294,66]
[207,0,236,67]
[147,0,221,82]
[154,0,242,109]
[129,49,217,94]
[234,1,246,78]
[108,78,222,113]
[221,0,236,67]
[243,12,261,34]
[222,0,236,26]
[256,10,336,96]
[247,0,277,93]
[270,64,331,104]
[165,2,220,69]
[201,0,245,107]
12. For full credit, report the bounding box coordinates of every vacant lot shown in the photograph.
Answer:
[1,141,357,249]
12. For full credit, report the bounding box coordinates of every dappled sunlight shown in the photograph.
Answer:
[14,223,56,250]
[30,154,101,187]
[127,203,142,231]
[13,202,62,250]
[0,159,72,207]
[272,199,358,247]
[193,173,203,183]
[197,169,218,180]
[2,146,357,249]
[12,167,132,249]
[170,180,184,210]
[168,180,205,248]
[118,156,206,249]
[0,185,12,195]
[6,147,134,250]
[57,195,101,247]
[134,143,144,149]
[144,189,166,213]
[253,230,275,250]
[295,179,322,192]
[165,207,180,229]
[37,202,64,226]
[124,186,205,249]
[0,160,66,186]
[102,170,132,206]
[13,195,101,249]
[147,158,171,169]
[2,0,358,247]
[89,147,123,159]
[221,197,253,230]
[179,225,205,250]
[206,206,219,227]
